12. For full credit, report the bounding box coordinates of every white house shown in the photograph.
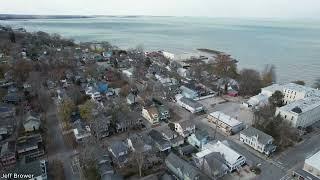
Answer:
[177,68,189,78]
[73,121,91,142]
[195,141,246,172]
[161,51,175,60]
[174,120,195,138]
[240,127,276,156]
[275,97,320,128]
[176,95,204,114]
[122,68,134,78]
[23,112,41,132]
[207,111,244,135]
[142,107,159,125]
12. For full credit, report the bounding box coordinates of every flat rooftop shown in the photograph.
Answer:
[305,150,320,171]
[209,111,243,127]
[278,97,320,114]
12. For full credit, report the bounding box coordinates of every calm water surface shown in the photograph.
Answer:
[2,16,320,84]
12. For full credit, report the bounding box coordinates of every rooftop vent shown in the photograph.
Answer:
[291,106,302,114]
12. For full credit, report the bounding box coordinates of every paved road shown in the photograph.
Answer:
[46,106,80,180]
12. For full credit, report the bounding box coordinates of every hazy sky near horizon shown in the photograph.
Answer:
[1,0,320,18]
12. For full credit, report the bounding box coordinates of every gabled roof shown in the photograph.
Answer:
[204,152,228,174]
[209,111,243,127]
[197,141,245,165]
[109,141,127,157]
[179,97,203,109]
[0,141,16,157]
[177,120,195,130]
[194,129,209,140]
[165,153,209,180]
[241,127,274,145]
[24,112,40,124]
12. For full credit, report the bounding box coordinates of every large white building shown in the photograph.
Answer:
[275,97,320,128]
[282,83,320,104]
[245,83,320,128]
[293,150,320,179]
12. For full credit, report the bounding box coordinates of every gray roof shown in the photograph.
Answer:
[179,97,203,109]
[204,152,228,174]
[195,129,209,140]
[165,153,210,180]
[0,141,16,157]
[17,134,42,152]
[241,127,274,145]
[109,141,127,157]
[12,160,47,180]
[101,174,123,180]
[178,120,195,130]
[24,112,41,124]
[148,130,171,150]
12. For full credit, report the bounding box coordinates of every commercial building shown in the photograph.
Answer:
[207,111,244,135]
[293,150,320,179]
[275,97,320,128]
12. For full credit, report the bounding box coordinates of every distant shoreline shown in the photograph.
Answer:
[0,14,93,20]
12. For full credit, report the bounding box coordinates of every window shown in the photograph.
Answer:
[285,115,287,118]
[291,116,294,120]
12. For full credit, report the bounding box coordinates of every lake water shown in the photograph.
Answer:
[1,16,320,84]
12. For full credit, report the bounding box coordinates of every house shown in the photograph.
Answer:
[156,125,184,147]
[180,85,199,100]
[122,68,134,78]
[178,144,197,157]
[12,159,48,180]
[3,93,22,104]
[207,111,244,135]
[142,107,159,125]
[0,116,15,141]
[165,153,210,180]
[108,141,128,166]
[275,97,320,128]
[240,127,276,156]
[195,152,229,179]
[174,120,195,138]
[293,150,320,179]
[0,104,15,118]
[157,105,170,121]
[176,95,204,114]
[127,133,152,152]
[0,141,16,167]
[148,130,171,152]
[85,86,101,101]
[92,113,111,139]
[126,93,137,105]
[16,134,45,161]
[72,120,91,142]
[97,154,114,177]
[177,68,190,78]
[195,141,246,172]
[23,112,41,132]
[187,129,209,149]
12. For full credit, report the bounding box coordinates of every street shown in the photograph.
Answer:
[46,105,80,180]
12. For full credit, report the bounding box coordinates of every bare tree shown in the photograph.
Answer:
[238,69,262,96]
[261,64,276,86]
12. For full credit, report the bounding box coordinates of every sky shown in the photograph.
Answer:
[1,0,320,19]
